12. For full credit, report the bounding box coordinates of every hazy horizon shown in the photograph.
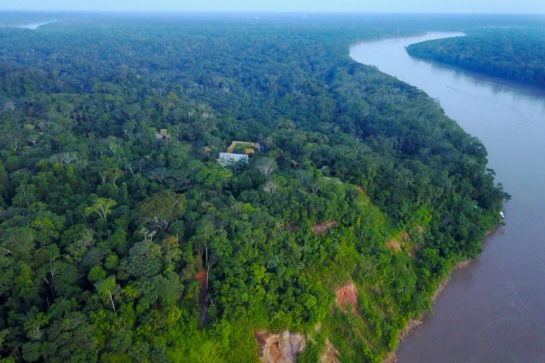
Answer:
[2,0,545,14]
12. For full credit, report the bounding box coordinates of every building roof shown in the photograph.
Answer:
[218,152,249,166]
[227,141,260,154]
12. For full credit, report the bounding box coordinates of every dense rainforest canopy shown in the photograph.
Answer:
[407,28,545,89]
[0,13,522,362]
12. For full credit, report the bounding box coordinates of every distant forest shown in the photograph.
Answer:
[407,28,545,89]
[0,13,527,363]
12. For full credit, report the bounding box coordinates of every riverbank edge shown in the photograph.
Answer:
[349,35,503,363]
[383,224,501,363]
[382,258,474,363]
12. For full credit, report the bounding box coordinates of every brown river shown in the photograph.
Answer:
[350,34,545,362]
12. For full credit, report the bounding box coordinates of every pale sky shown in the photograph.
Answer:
[1,0,544,14]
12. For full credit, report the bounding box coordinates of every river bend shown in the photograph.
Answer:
[350,34,545,362]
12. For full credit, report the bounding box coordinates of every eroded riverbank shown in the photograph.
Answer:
[351,33,545,362]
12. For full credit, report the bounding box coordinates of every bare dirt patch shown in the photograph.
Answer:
[386,231,411,252]
[335,281,358,311]
[312,220,338,235]
[255,330,306,363]
[386,239,402,252]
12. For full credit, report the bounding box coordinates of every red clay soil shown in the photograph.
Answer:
[255,330,282,362]
[255,330,271,346]
[255,330,289,363]
[335,282,378,353]
[335,282,358,311]
[312,221,338,234]
[194,269,207,288]
[386,239,402,252]
[386,231,410,252]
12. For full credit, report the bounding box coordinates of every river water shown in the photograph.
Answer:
[350,34,545,362]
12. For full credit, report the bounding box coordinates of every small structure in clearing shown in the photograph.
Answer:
[218,140,260,166]
[227,141,260,155]
[218,152,249,166]
[155,128,170,140]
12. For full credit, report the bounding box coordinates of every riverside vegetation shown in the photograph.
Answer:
[407,27,545,89]
[0,13,517,362]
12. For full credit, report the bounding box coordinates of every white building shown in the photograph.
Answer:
[218,152,249,166]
